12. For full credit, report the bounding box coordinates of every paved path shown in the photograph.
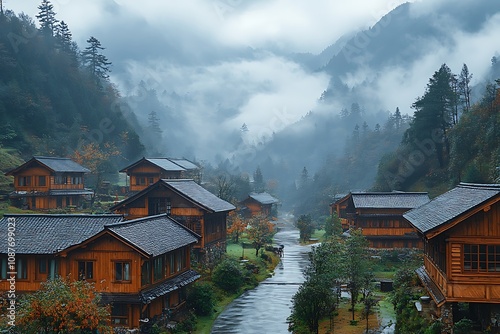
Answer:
[211,213,314,334]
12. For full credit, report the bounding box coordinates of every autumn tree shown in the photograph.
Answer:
[72,141,120,206]
[247,214,274,256]
[226,212,247,243]
[81,36,111,81]
[14,277,112,334]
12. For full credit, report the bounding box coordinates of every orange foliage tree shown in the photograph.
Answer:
[14,276,112,334]
[247,214,275,256]
[226,212,247,243]
[72,141,120,206]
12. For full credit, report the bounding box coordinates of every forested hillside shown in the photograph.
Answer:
[0,6,144,183]
[373,61,500,196]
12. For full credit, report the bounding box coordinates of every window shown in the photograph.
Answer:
[111,303,129,326]
[38,176,46,186]
[54,174,67,184]
[36,258,58,280]
[141,261,151,286]
[148,177,154,185]
[38,258,47,274]
[18,176,31,186]
[135,176,146,186]
[16,258,27,279]
[78,261,94,280]
[153,256,164,282]
[115,262,131,282]
[464,244,500,272]
[71,176,82,185]
[148,198,171,216]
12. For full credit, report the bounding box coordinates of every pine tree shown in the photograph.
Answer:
[148,110,162,135]
[55,21,72,52]
[36,0,58,36]
[253,166,265,193]
[458,63,472,113]
[405,64,456,166]
[81,36,112,81]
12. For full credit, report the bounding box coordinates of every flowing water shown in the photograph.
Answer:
[211,213,314,334]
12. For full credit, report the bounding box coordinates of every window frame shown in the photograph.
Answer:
[111,303,129,326]
[114,261,131,283]
[77,260,95,280]
[463,244,500,273]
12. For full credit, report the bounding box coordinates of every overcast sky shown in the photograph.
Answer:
[7,0,498,163]
[5,0,411,158]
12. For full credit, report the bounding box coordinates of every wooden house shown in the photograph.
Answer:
[240,192,279,218]
[404,183,500,333]
[109,179,235,258]
[119,158,201,193]
[0,213,200,330]
[5,156,93,210]
[333,192,430,249]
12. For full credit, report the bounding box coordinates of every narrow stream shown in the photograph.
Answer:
[211,213,314,334]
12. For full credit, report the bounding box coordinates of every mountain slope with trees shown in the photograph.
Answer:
[0,4,144,180]
[373,60,500,195]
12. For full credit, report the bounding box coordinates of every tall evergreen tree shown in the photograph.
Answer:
[253,166,265,193]
[404,63,456,167]
[81,36,111,81]
[458,63,472,113]
[36,0,58,36]
[55,21,72,51]
[147,110,162,135]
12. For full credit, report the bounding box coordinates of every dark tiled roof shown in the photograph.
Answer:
[0,214,123,254]
[404,183,500,233]
[351,192,430,209]
[109,179,235,213]
[33,156,90,173]
[9,189,94,198]
[416,266,446,306]
[100,293,141,304]
[146,158,186,172]
[248,192,279,205]
[49,189,94,196]
[107,214,200,257]
[169,159,199,170]
[6,156,90,175]
[162,179,236,212]
[140,269,200,303]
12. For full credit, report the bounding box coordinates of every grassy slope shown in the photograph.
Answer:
[0,148,24,194]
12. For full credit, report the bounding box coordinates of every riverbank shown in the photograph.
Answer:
[193,242,281,334]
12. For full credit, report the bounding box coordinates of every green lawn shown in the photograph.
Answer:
[192,242,280,334]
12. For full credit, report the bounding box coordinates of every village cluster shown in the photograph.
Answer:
[1,155,500,332]
[0,156,278,329]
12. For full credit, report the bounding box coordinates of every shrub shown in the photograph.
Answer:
[212,259,245,293]
[453,318,473,334]
[187,282,216,316]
